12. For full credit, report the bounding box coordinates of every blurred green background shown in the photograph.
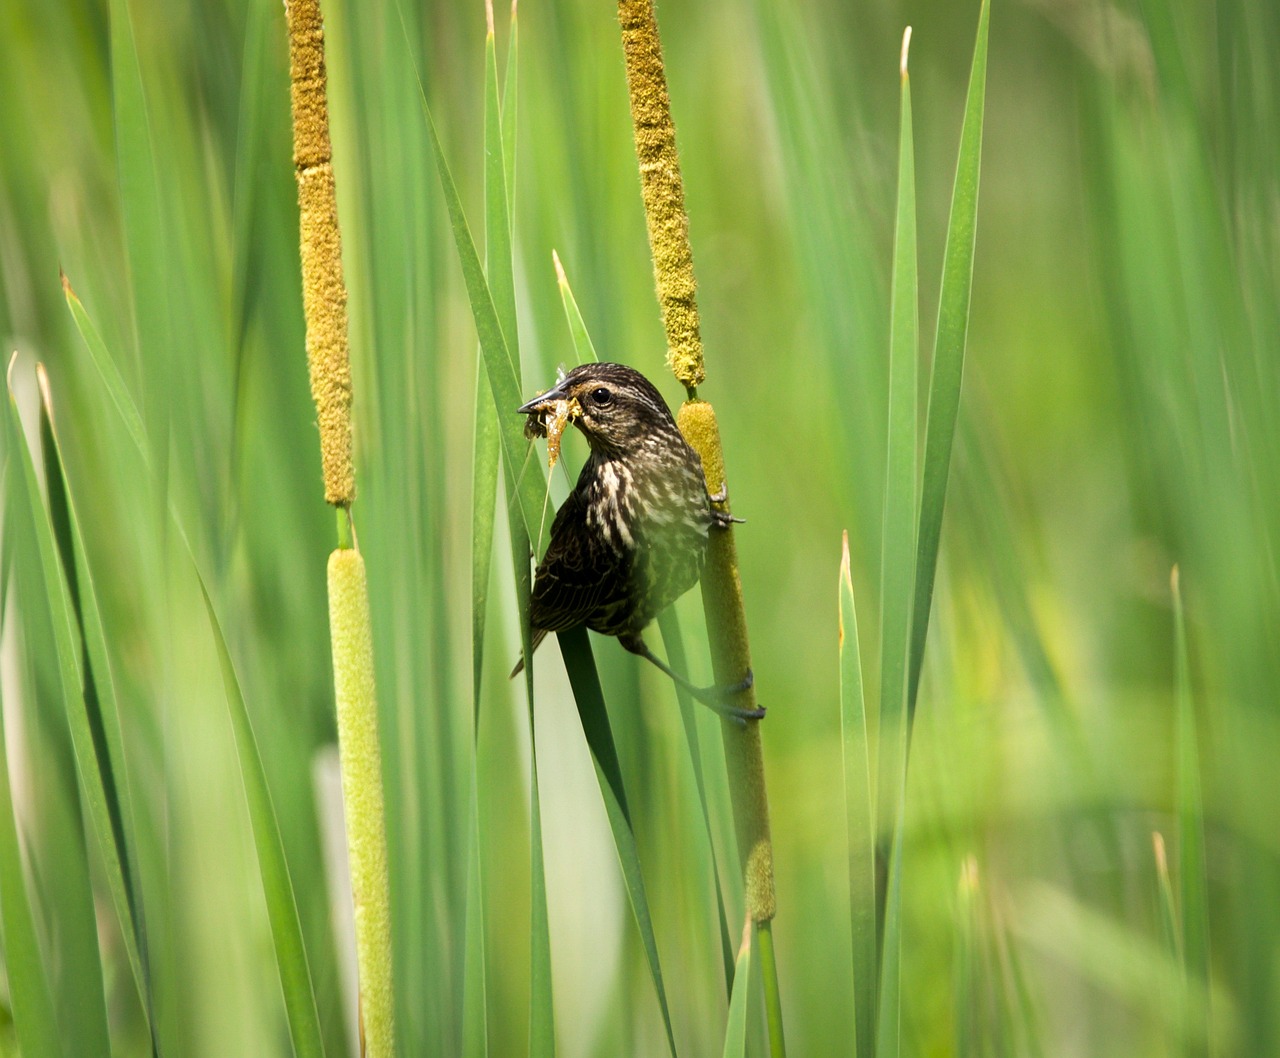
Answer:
[1,0,1277,1054]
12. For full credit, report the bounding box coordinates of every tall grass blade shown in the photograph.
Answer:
[418,90,544,535]
[720,919,754,1058]
[502,1,518,233]
[0,666,62,1058]
[472,5,516,722]
[872,33,920,1058]
[460,16,524,1053]
[553,251,600,366]
[35,372,153,1035]
[62,277,149,465]
[461,783,489,1058]
[472,364,501,719]
[525,744,555,1058]
[907,0,990,717]
[197,577,326,1058]
[1153,831,1181,961]
[877,23,919,843]
[1172,568,1210,1057]
[107,0,171,497]
[558,626,679,1058]
[4,374,112,1058]
[757,919,787,1058]
[485,17,518,364]
[875,805,906,1058]
[658,607,736,995]
[839,532,875,1058]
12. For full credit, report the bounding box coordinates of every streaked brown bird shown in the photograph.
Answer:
[512,362,761,720]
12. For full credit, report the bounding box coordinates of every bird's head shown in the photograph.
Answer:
[518,362,677,455]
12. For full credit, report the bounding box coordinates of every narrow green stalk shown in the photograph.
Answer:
[721,918,754,1058]
[839,532,875,1058]
[757,920,787,1058]
[1172,567,1210,1057]
[877,21,919,858]
[907,0,989,720]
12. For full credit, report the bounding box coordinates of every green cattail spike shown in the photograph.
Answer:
[328,548,395,1057]
[287,0,354,507]
[618,0,704,393]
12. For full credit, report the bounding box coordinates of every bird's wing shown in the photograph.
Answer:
[529,491,627,633]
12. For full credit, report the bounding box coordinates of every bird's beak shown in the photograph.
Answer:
[517,381,568,415]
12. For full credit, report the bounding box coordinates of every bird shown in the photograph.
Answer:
[511,362,762,720]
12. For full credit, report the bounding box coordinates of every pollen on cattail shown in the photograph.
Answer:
[287,0,354,507]
[618,0,704,392]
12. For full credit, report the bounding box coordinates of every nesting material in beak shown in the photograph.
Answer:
[521,393,582,470]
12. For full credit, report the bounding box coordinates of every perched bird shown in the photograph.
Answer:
[513,362,761,720]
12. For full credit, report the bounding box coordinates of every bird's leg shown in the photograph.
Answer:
[619,634,764,721]
[708,482,745,529]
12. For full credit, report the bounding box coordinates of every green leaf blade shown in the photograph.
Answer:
[877,35,919,840]
[558,627,679,1058]
[198,579,326,1058]
[908,0,990,717]
[0,671,64,1058]
[423,100,547,542]
[485,23,518,368]
[62,279,149,462]
[1172,568,1210,1057]
[36,375,154,1034]
[839,533,875,1058]
[553,252,600,366]
[4,382,113,1058]
[720,921,754,1058]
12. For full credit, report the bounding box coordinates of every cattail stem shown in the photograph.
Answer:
[287,0,354,507]
[677,402,775,923]
[620,2,783,1047]
[287,2,393,1054]
[618,0,704,393]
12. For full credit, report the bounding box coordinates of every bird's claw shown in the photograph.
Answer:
[692,668,763,722]
[709,483,745,529]
[718,702,767,725]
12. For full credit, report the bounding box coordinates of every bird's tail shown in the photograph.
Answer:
[508,628,549,679]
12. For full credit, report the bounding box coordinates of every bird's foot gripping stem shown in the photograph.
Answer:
[697,668,764,723]
[622,634,764,723]
[708,482,745,529]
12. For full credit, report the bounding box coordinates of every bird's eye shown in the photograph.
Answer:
[590,387,613,406]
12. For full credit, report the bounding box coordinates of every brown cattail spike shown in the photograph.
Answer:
[618,0,704,392]
[287,0,354,507]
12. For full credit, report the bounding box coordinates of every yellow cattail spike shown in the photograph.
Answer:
[328,549,395,1056]
[678,400,775,921]
[618,0,704,392]
[287,0,354,507]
